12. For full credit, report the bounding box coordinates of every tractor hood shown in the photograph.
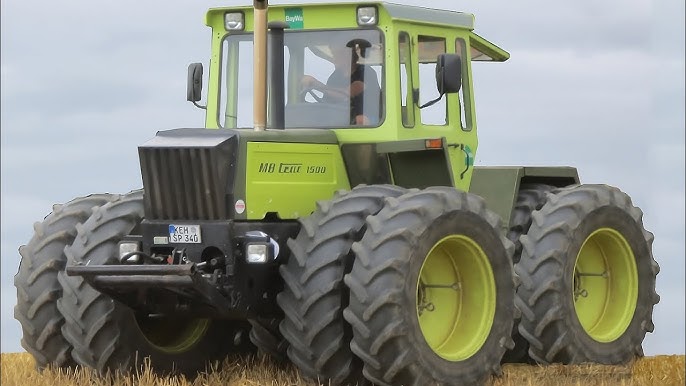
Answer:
[138,128,348,221]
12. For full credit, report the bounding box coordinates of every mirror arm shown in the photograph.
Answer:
[192,101,207,110]
[419,93,444,109]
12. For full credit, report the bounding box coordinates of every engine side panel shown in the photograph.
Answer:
[244,142,350,220]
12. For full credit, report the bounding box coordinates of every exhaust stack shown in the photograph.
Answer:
[269,21,288,130]
[253,0,268,131]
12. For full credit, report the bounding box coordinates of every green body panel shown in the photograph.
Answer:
[231,129,340,220]
[199,3,513,196]
[375,140,453,188]
[469,166,580,228]
[244,141,350,220]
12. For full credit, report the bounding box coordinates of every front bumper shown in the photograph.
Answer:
[66,219,299,319]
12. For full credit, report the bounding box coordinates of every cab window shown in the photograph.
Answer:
[219,29,384,129]
[418,36,447,126]
[399,32,414,127]
[456,38,472,131]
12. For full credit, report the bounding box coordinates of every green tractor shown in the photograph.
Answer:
[15,1,659,385]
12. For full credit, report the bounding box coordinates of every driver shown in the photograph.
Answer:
[301,42,381,125]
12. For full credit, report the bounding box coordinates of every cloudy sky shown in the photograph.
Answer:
[1,0,683,356]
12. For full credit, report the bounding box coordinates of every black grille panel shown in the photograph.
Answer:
[138,129,238,221]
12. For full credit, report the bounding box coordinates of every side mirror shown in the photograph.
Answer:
[435,54,462,94]
[187,63,203,102]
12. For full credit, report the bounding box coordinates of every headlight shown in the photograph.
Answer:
[225,12,244,30]
[119,241,141,263]
[357,6,377,26]
[246,243,270,263]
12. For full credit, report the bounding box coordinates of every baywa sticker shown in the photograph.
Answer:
[285,8,304,29]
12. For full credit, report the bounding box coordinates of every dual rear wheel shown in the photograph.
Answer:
[515,184,659,364]
[343,187,516,385]
[275,185,516,385]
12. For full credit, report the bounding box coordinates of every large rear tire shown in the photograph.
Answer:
[344,187,516,386]
[515,184,659,364]
[503,184,554,364]
[277,185,406,385]
[57,190,254,375]
[14,194,114,369]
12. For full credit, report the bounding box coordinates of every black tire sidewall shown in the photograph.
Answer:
[16,194,114,368]
[67,193,253,375]
[561,206,654,362]
[278,185,406,384]
[404,210,514,378]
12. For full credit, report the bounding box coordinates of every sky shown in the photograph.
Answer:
[1,0,684,357]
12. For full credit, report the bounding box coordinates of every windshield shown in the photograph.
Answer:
[219,29,384,129]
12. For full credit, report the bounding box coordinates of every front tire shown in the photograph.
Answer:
[277,185,406,385]
[344,187,516,386]
[57,190,254,375]
[515,184,659,364]
[14,194,114,369]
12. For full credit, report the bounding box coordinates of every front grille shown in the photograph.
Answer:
[138,129,238,221]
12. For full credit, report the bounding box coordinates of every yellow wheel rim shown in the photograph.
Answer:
[137,316,210,354]
[573,228,638,342]
[416,235,496,361]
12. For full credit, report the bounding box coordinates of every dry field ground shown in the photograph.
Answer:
[1,352,683,386]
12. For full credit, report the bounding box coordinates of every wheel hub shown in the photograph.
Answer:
[417,281,461,315]
[137,315,210,354]
[573,228,638,343]
[415,235,496,361]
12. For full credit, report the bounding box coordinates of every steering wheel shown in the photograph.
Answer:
[300,88,323,103]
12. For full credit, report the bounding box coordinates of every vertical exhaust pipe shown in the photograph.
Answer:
[268,21,288,130]
[253,0,268,131]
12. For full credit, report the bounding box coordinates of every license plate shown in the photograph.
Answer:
[168,224,202,243]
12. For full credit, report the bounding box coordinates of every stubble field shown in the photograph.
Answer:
[1,352,683,386]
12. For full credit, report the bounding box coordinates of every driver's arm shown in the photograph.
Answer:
[301,75,361,101]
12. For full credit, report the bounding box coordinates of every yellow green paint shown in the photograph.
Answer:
[416,235,496,361]
[244,142,350,219]
[573,228,638,343]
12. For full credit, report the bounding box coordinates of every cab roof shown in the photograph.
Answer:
[207,2,474,30]
[380,2,474,30]
[205,2,508,61]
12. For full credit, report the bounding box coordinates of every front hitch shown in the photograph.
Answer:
[66,262,242,318]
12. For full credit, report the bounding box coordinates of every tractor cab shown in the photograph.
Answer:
[198,3,509,136]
